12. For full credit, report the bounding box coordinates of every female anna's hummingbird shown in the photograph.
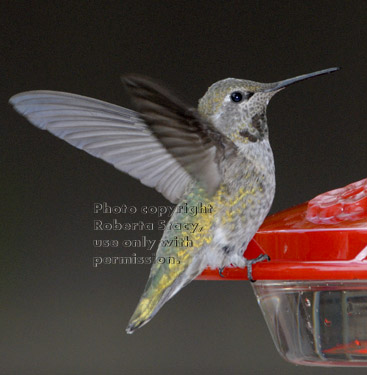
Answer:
[9,67,339,333]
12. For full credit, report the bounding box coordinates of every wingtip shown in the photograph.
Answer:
[8,91,37,107]
[8,93,26,112]
[120,74,144,88]
[120,75,130,86]
[8,93,19,106]
[8,92,32,113]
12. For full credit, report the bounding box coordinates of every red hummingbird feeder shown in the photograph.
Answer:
[198,178,367,367]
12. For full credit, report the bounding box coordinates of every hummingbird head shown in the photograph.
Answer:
[198,68,339,145]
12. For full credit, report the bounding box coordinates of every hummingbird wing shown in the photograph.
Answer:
[9,91,193,203]
[122,75,236,195]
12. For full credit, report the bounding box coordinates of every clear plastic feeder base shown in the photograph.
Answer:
[252,280,367,367]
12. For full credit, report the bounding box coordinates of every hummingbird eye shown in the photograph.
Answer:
[230,91,243,102]
[230,91,254,103]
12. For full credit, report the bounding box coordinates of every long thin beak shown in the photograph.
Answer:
[263,67,340,92]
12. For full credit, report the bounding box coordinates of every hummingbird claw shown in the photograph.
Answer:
[219,267,226,278]
[246,254,270,282]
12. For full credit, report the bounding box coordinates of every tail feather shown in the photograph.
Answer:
[126,283,177,334]
[126,256,204,334]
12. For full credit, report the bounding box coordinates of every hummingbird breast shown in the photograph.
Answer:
[164,139,276,270]
[207,140,275,268]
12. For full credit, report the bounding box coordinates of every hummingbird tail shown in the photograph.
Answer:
[126,276,186,334]
[126,257,205,334]
[125,285,176,334]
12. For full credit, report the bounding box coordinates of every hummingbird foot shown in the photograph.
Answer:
[219,267,226,278]
[246,254,270,282]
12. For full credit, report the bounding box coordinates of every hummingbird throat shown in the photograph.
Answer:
[234,112,268,144]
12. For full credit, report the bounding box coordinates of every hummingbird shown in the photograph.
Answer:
[9,67,339,334]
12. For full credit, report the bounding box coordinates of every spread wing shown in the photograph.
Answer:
[122,75,236,195]
[10,76,236,201]
[9,91,192,203]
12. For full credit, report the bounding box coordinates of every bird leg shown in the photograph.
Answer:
[219,267,225,278]
[246,254,270,282]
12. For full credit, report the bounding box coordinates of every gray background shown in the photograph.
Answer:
[2,1,367,374]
